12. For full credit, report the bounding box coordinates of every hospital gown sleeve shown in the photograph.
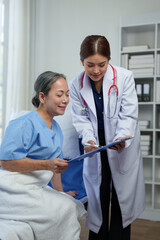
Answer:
[0,119,37,160]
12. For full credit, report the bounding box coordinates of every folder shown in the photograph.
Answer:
[143,83,150,101]
[66,137,133,163]
[136,83,142,102]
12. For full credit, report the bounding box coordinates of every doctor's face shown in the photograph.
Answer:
[42,78,69,117]
[82,54,109,82]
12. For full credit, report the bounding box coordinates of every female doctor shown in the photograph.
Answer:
[69,35,145,240]
[0,71,86,240]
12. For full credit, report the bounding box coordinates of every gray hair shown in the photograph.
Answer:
[32,71,66,108]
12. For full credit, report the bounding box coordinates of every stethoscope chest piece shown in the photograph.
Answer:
[82,106,88,112]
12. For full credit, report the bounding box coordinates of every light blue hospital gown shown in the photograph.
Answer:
[0,111,86,240]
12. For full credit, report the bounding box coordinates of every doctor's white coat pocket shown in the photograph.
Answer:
[83,154,99,181]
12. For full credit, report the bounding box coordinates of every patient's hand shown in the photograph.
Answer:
[65,191,79,198]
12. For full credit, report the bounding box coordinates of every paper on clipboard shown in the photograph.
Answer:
[66,137,134,163]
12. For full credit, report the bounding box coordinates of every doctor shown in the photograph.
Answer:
[69,35,145,240]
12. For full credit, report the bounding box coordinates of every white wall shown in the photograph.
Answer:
[33,0,160,85]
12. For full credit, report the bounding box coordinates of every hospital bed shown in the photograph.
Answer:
[0,110,87,240]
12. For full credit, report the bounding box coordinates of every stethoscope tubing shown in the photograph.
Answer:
[108,64,118,96]
[81,64,118,108]
[80,64,119,118]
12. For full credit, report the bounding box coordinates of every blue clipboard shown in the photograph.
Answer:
[66,137,133,163]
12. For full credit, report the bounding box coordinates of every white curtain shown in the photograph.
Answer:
[0,1,3,46]
[5,0,35,127]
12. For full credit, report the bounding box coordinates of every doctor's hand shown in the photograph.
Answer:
[109,136,132,151]
[84,140,99,154]
[48,158,69,173]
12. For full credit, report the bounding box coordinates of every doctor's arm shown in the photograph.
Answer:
[0,157,69,173]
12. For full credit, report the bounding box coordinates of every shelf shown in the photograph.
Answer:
[155,159,160,182]
[120,14,160,221]
[121,25,155,50]
[158,24,160,49]
[140,129,153,132]
[156,105,160,129]
[121,49,155,54]
[139,105,153,128]
[142,154,153,158]
[138,102,154,105]
[154,185,160,209]
[155,132,160,155]
[145,184,152,208]
[143,158,152,182]
[135,76,154,80]
[154,182,160,185]
[145,180,153,184]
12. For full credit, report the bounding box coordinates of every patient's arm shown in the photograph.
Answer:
[51,172,78,197]
[1,159,78,196]
[51,173,63,191]
[1,157,68,174]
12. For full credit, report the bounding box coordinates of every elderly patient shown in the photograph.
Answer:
[0,71,86,240]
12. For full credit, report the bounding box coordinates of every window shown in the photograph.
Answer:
[0,0,7,143]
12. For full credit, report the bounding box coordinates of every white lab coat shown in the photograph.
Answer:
[69,65,145,233]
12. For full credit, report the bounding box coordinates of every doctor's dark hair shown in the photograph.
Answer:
[32,71,66,108]
[80,35,111,61]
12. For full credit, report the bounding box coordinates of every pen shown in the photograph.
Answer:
[84,143,100,148]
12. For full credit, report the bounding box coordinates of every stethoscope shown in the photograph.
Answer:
[81,64,118,118]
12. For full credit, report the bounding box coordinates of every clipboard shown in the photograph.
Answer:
[66,137,133,163]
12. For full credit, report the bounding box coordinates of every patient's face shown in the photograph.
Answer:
[44,77,69,117]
